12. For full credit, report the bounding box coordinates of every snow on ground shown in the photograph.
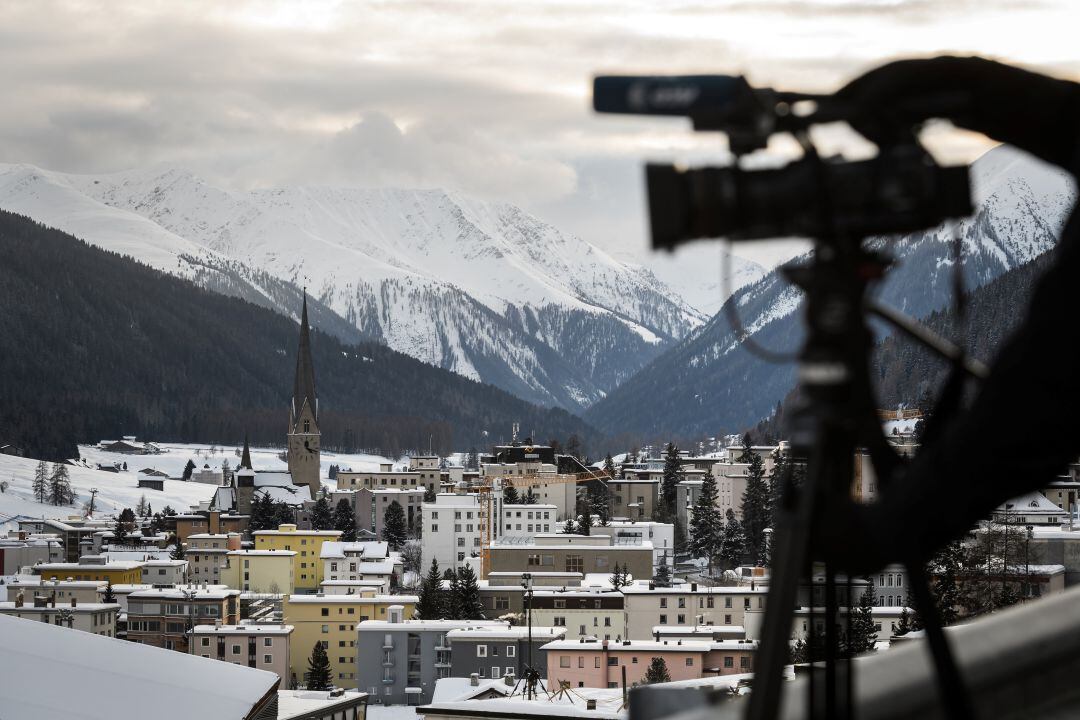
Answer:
[0,441,398,531]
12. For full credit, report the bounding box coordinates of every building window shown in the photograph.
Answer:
[566,555,584,574]
[724,657,733,668]
[321,625,329,634]
[725,597,732,609]
[607,657,618,666]
[495,597,510,610]
[478,645,488,657]
[507,646,515,657]
[660,598,667,608]
[560,656,571,668]
[685,658,693,666]
[322,608,329,616]
[659,615,667,624]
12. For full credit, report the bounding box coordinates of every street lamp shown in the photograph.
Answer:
[1025,525,1034,601]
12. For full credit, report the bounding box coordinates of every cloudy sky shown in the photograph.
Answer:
[1,0,1077,268]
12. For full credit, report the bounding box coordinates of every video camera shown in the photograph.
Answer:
[592,74,972,249]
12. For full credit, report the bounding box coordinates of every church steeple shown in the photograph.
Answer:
[291,294,318,430]
[240,433,252,470]
[287,293,321,500]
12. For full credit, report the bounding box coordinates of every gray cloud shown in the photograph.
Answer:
[0,0,1075,265]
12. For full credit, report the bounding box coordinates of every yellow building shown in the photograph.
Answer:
[283,591,417,689]
[33,560,143,585]
[253,524,341,592]
[222,549,296,594]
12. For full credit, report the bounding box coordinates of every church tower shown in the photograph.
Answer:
[287,295,321,499]
[235,434,256,516]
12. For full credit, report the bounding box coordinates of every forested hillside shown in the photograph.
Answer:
[0,210,599,460]
[750,250,1055,441]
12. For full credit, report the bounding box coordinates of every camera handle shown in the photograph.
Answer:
[745,147,974,720]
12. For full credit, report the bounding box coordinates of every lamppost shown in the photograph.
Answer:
[1025,525,1034,602]
[519,572,541,700]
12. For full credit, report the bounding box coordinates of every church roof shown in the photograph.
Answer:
[292,294,318,426]
[240,434,252,470]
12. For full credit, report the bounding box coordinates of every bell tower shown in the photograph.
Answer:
[287,294,321,499]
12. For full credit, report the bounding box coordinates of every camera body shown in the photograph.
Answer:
[593,74,972,249]
[647,147,972,250]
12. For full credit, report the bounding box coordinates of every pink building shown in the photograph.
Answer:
[188,623,293,682]
[542,638,712,688]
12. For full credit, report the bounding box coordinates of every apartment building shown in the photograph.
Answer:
[189,623,293,681]
[481,464,577,522]
[140,558,189,585]
[254,524,342,592]
[337,455,442,494]
[174,510,247,546]
[500,504,559,539]
[356,609,504,705]
[321,541,401,590]
[284,591,417,689]
[447,624,565,682]
[342,487,425,537]
[126,585,241,652]
[544,637,711,688]
[33,556,144,585]
[5,577,104,605]
[604,521,674,570]
[487,534,653,581]
[528,588,625,640]
[0,595,118,637]
[621,583,770,639]
[422,492,501,574]
[0,533,63,574]
[608,477,659,520]
[222,549,296,594]
[186,533,241,585]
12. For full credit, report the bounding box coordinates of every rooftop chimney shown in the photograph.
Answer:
[587,700,597,710]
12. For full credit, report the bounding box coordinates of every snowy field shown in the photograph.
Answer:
[0,441,397,531]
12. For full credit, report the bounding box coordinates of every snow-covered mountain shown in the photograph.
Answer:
[585,145,1077,438]
[0,164,707,411]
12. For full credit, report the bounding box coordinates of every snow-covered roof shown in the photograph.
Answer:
[0,613,279,720]
[358,618,503,630]
[129,586,239,600]
[190,624,293,635]
[999,491,1070,515]
[254,486,308,505]
[430,677,514,703]
[320,540,390,560]
[287,593,415,604]
[278,689,368,719]
[254,528,342,536]
[227,549,297,557]
[541,639,711,653]
[446,625,565,640]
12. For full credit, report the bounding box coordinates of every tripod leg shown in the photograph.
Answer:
[746,453,825,720]
[906,563,976,720]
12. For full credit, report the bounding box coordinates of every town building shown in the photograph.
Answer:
[621,582,770,639]
[254,524,342,593]
[994,492,1070,525]
[356,608,504,705]
[543,637,712,688]
[321,541,401,590]
[189,623,293,681]
[0,595,118,637]
[127,585,241,652]
[5,577,104,605]
[604,520,674,570]
[140,558,189,585]
[284,591,417,689]
[17,516,110,562]
[33,556,144,585]
[608,476,659,520]
[335,487,425,537]
[0,533,63,574]
[174,510,248,546]
[526,587,625,640]
[1043,476,1080,514]
[187,532,242,584]
[487,534,653,581]
[447,624,565,682]
[423,492,501,574]
[499,504,559,539]
[337,455,442,494]
[278,689,369,720]
[223,549,297,594]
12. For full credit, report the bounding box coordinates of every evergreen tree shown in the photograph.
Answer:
[249,493,272,532]
[415,559,447,619]
[467,448,479,471]
[306,641,332,690]
[577,508,593,536]
[182,459,196,480]
[136,494,149,518]
[113,515,127,546]
[603,453,616,478]
[171,539,186,560]
[33,461,48,503]
[522,488,538,505]
[333,499,357,542]
[931,539,965,625]
[644,657,672,684]
[718,509,747,570]
[102,581,116,603]
[456,564,485,619]
[689,472,723,573]
[424,485,437,503]
[48,463,72,506]
[562,518,576,534]
[741,450,771,566]
[382,500,408,550]
[738,434,754,463]
[660,443,681,521]
[310,497,333,531]
[446,570,463,619]
[653,563,672,587]
[845,585,879,656]
[273,501,296,527]
[895,608,913,637]
[503,484,520,505]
